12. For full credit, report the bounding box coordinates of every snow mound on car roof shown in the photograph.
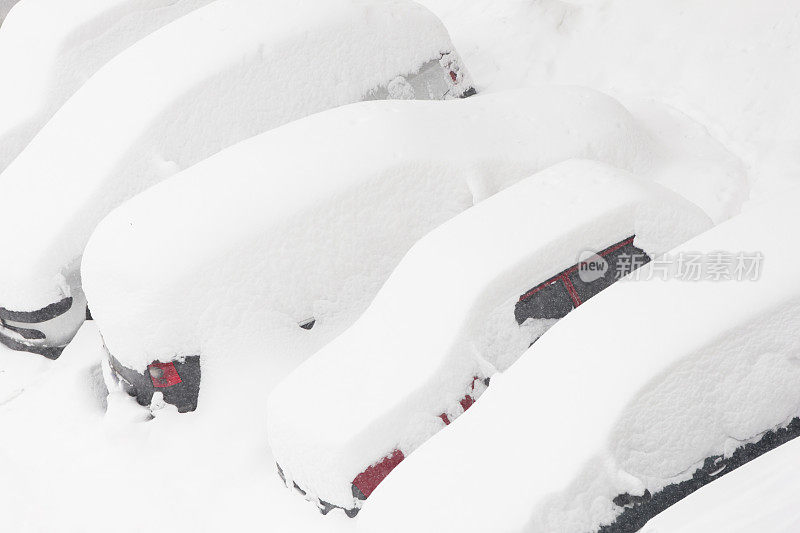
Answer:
[358,188,800,533]
[266,160,711,509]
[0,0,215,174]
[0,0,466,312]
[82,86,659,373]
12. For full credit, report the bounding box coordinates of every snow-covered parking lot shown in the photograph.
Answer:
[2,0,800,532]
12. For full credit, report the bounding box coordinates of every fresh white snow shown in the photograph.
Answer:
[80,87,637,372]
[267,159,711,511]
[0,0,216,173]
[358,188,800,533]
[418,0,799,205]
[3,0,800,531]
[642,435,800,533]
[80,85,737,376]
[0,0,20,26]
[0,0,469,317]
[0,322,356,533]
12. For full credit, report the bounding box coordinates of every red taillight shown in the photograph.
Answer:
[460,395,475,411]
[352,449,405,499]
[440,377,483,424]
[148,361,182,388]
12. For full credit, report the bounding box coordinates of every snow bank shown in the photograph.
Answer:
[266,160,711,511]
[0,321,361,533]
[418,0,800,206]
[82,86,659,374]
[358,188,800,533]
[0,0,470,315]
[0,0,215,173]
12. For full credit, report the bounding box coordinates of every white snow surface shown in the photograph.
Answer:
[417,0,800,204]
[0,0,20,26]
[0,322,358,533]
[82,86,734,374]
[267,160,711,508]
[3,1,800,531]
[0,0,464,312]
[0,0,215,173]
[642,435,800,533]
[358,188,800,533]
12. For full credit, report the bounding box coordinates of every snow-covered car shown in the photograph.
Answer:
[0,0,475,358]
[642,428,800,533]
[265,160,712,516]
[0,297,88,359]
[0,0,215,174]
[82,87,663,414]
[356,190,800,533]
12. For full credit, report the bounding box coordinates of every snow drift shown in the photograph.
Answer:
[81,86,658,378]
[266,160,711,514]
[0,0,473,353]
[418,0,793,205]
[0,0,216,173]
[358,189,800,533]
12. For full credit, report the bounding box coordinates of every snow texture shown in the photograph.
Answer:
[418,0,794,208]
[358,188,800,533]
[643,434,800,533]
[267,159,712,509]
[80,85,727,374]
[0,0,19,26]
[0,0,215,174]
[0,0,466,313]
[2,1,800,531]
[0,320,359,533]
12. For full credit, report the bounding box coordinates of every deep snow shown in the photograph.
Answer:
[0,0,468,312]
[267,160,711,511]
[0,0,473,368]
[0,0,215,173]
[82,86,660,373]
[2,0,800,531]
[418,0,800,206]
[357,189,800,533]
[0,323,356,533]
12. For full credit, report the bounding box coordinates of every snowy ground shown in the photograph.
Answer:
[424,0,800,205]
[0,325,356,533]
[2,0,800,531]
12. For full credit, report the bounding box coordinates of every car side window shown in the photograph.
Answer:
[515,236,650,327]
[569,239,650,303]
[515,277,575,323]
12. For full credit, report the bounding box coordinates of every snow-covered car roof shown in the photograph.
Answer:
[0,0,215,174]
[356,189,800,533]
[0,0,473,354]
[80,87,658,374]
[265,160,711,514]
